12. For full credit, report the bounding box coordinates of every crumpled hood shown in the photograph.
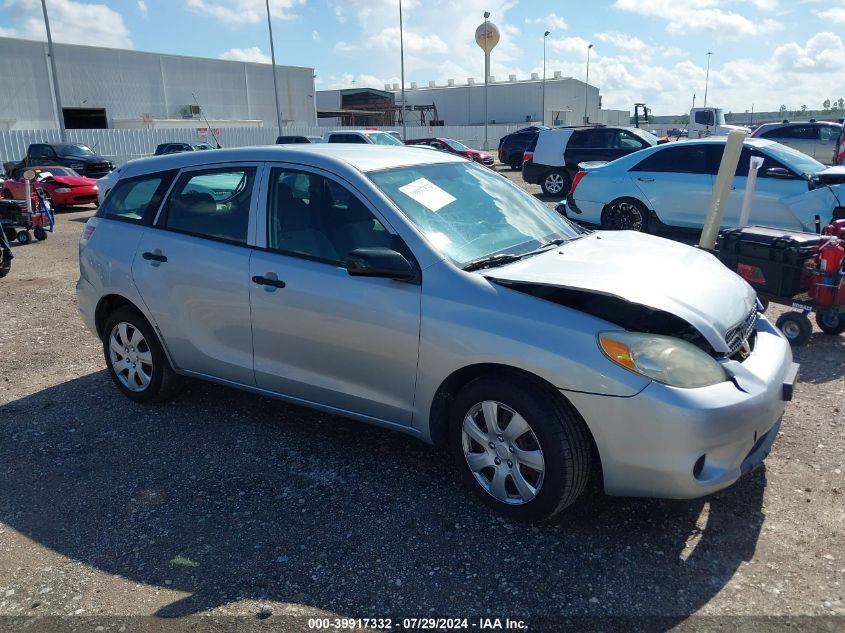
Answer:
[42,175,97,187]
[486,231,757,354]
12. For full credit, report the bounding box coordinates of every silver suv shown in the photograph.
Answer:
[751,120,842,164]
[77,145,796,520]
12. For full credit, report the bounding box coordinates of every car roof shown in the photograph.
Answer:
[119,144,465,179]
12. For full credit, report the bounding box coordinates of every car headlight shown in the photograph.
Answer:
[54,187,71,193]
[598,331,726,389]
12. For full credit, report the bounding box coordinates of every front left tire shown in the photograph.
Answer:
[449,376,592,521]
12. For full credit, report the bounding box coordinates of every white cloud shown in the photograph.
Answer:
[186,0,304,26]
[137,0,147,15]
[219,46,271,63]
[613,0,783,39]
[772,31,844,73]
[525,13,568,31]
[816,6,845,22]
[547,36,593,56]
[3,0,133,48]
[311,29,319,41]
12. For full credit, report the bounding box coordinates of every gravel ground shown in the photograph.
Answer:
[0,173,843,633]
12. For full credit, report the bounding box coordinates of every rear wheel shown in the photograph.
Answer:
[601,198,649,232]
[816,311,845,336]
[509,155,522,171]
[103,306,184,403]
[17,231,31,245]
[33,226,47,241]
[3,226,15,241]
[449,376,592,521]
[776,311,812,346]
[541,170,569,197]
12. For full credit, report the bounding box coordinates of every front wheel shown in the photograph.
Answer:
[449,376,592,521]
[541,171,569,197]
[601,198,649,232]
[33,226,47,241]
[816,311,845,335]
[17,231,31,245]
[776,311,812,346]
[103,306,184,403]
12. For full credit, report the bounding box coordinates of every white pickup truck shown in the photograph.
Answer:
[688,107,750,138]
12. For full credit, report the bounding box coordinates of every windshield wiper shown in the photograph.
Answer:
[462,253,526,271]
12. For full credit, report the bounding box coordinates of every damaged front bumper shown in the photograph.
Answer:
[564,314,796,499]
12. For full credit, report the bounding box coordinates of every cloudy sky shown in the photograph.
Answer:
[0,0,843,115]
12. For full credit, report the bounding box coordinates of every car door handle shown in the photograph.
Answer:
[637,177,654,182]
[252,275,286,289]
[142,251,167,263]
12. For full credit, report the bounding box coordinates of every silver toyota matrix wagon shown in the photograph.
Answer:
[77,145,798,521]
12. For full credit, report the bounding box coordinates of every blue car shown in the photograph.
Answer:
[564,138,844,233]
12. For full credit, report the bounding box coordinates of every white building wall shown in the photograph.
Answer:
[0,37,316,129]
[388,78,600,127]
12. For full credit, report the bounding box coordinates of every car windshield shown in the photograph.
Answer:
[31,167,79,177]
[368,162,581,266]
[631,128,659,145]
[55,144,95,158]
[444,138,469,151]
[365,132,403,146]
[762,142,825,177]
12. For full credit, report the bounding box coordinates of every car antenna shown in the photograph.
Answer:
[192,92,223,149]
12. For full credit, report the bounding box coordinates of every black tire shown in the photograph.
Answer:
[775,311,812,346]
[33,226,47,241]
[540,170,570,197]
[17,231,31,245]
[601,198,649,232]
[3,226,16,241]
[449,375,592,521]
[102,306,184,403]
[509,155,522,171]
[2,189,13,200]
[815,311,845,336]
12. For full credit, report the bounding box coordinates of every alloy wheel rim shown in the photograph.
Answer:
[611,202,643,230]
[108,322,153,392]
[461,400,545,505]
[545,173,564,194]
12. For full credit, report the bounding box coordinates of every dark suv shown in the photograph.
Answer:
[522,126,658,196]
[497,126,548,171]
[23,143,114,179]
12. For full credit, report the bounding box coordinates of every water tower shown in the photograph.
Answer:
[475,14,500,149]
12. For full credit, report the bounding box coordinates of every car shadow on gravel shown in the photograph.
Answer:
[790,332,845,384]
[0,371,767,625]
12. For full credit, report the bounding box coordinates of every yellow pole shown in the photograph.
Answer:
[699,129,745,250]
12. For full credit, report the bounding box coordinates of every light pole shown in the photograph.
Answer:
[542,30,550,126]
[703,51,712,107]
[584,43,593,125]
[399,0,406,140]
[41,0,65,141]
[265,0,283,132]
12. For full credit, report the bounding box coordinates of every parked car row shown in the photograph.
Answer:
[750,119,843,165]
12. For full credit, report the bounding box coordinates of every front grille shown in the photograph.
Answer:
[725,306,757,355]
[85,163,111,178]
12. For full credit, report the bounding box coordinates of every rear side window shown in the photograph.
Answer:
[328,134,367,144]
[820,126,839,142]
[632,145,714,174]
[161,167,255,244]
[96,171,176,224]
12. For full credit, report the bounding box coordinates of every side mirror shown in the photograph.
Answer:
[345,247,417,281]
[765,167,791,179]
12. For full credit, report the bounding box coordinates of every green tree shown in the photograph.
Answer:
[779,104,787,115]
[823,99,831,111]
[801,104,807,113]
[839,98,845,111]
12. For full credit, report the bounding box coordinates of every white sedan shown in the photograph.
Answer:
[564,138,845,233]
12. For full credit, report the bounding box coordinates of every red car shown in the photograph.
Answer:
[405,137,495,167]
[1,165,99,210]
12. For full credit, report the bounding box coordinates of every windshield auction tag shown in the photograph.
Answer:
[398,178,456,212]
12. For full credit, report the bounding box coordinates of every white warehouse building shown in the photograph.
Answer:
[386,74,628,127]
[0,36,317,131]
